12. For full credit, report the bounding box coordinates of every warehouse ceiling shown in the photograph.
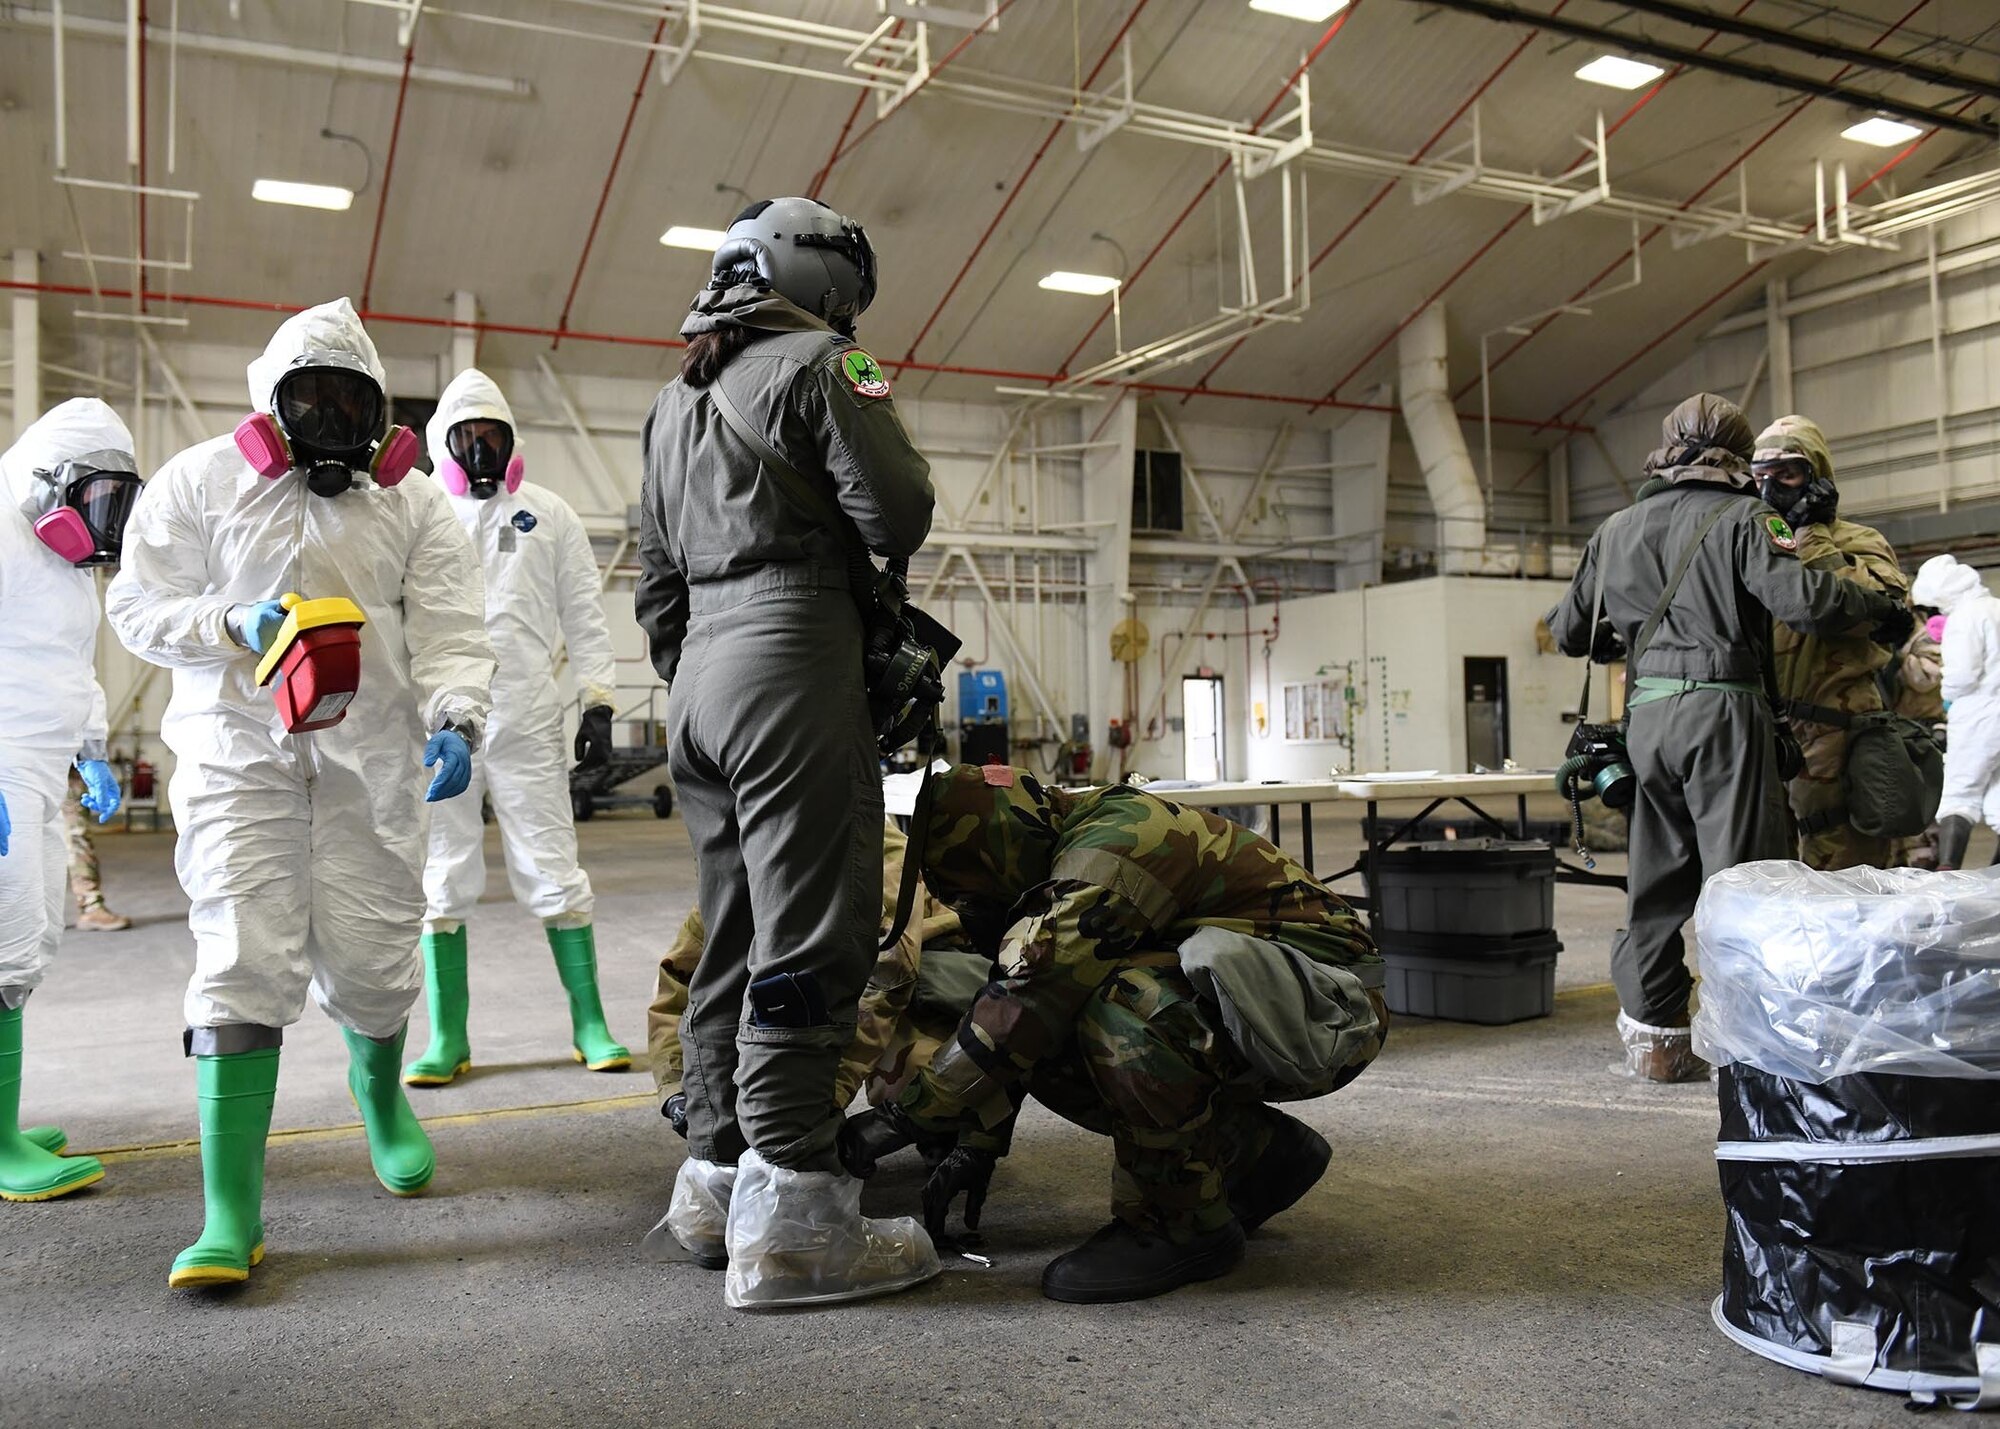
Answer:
[3,0,1998,436]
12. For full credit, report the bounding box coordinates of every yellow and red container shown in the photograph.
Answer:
[254,593,368,733]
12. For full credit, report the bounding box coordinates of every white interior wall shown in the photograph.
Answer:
[1565,197,2000,526]
[1220,576,1576,783]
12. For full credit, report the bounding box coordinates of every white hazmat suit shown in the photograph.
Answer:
[106,300,495,1036]
[1911,553,2000,831]
[404,368,629,1086]
[0,400,125,1004]
[422,368,618,928]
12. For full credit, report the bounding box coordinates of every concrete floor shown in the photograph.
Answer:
[1,808,1937,1428]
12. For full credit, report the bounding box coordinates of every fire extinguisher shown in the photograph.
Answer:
[131,759,156,801]
[1068,742,1093,779]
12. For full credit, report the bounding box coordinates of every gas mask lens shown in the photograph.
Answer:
[66,470,143,565]
[447,419,514,485]
[275,366,384,461]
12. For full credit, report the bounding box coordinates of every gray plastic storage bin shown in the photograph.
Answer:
[1373,840,1555,938]
[1379,932,1560,1025]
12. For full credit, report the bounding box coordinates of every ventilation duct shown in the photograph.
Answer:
[1398,304,1490,573]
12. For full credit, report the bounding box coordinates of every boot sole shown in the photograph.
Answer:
[0,1164,105,1202]
[402,1060,472,1087]
[1042,1233,1245,1305]
[571,1049,631,1072]
[168,1242,265,1288]
[376,1167,435,1197]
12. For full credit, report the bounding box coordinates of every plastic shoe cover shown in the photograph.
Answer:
[1615,1011,1710,1083]
[666,1156,735,1269]
[723,1149,941,1310]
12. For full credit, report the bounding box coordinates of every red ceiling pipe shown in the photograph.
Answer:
[805,70,882,199]
[898,0,1153,365]
[1307,0,1759,412]
[137,0,148,314]
[1178,0,1562,403]
[360,43,417,312]
[1535,96,1961,434]
[0,275,1594,431]
[551,12,672,349]
[1463,0,1933,402]
[1049,6,1357,379]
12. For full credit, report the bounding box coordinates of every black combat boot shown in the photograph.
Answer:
[1041,1218,1246,1304]
[1226,1109,1332,1233]
[1937,815,1973,871]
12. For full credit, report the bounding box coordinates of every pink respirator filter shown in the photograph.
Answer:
[438,452,525,497]
[32,508,96,564]
[234,412,293,478]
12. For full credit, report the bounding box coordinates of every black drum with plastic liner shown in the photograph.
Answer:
[1693,862,2000,1410]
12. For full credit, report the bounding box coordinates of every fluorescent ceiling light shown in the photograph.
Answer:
[1247,0,1350,19]
[1842,116,1925,147]
[1574,55,1666,89]
[1039,270,1121,296]
[660,225,728,250]
[251,178,353,211]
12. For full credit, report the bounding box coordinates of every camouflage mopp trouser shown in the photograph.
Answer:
[1024,959,1385,1243]
[61,781,108,910]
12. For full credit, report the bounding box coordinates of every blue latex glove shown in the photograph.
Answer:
[423,729,473,803]
[76,759,122,823]
[0,786,10,857]
[231,599,290,655]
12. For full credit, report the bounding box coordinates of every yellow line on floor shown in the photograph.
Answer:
[1554,981,1614,1000]
[82,987,1623,1163]
[85,1090,658,1165]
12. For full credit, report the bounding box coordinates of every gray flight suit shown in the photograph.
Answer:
[635,284,935,1173]
[1547,471,1897,1026]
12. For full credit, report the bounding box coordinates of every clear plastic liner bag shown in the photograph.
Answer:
[643,1156,736,1267]
[1614,1012,1709,1082]
[1693,861,2000,1083]
[723,1149,941,1310]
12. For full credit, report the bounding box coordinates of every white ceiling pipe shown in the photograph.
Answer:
[1,6,533,96]
[1397,304,1487,574]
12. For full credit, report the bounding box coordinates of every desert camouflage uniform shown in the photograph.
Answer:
[60,777,109,913]
[1764,419,1909,870]
[900,764,1384,1241]
[1886,627,1946,867]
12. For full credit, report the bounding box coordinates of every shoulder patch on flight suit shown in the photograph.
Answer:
[511,509,538,533]
[1764,514,1798,554]
[839,349,892,399]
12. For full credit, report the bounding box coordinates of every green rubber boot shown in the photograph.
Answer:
[344,1026,435,1196]
[23,1126,66,1154]
[0,1006,105,1202]
[403,927,472,1087]
[547,925,631,1072]
[169,1047,278,1287]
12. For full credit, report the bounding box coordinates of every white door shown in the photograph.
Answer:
[1182,676,1225,782]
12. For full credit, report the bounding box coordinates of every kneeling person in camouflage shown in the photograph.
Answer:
[838,764,1387,1304]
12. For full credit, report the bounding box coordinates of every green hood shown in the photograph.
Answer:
[679,283,833,341]
[919,764,1072,911]
[1753,413,1835,483]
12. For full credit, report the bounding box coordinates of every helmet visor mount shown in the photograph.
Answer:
[447,418,515,497]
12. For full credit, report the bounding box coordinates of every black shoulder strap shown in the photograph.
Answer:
[706,374,842,530]
[706,371,881,594]
[1575,540,1607,721]
[1630,497,1735,670]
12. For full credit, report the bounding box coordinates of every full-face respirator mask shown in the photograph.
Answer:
[20,447,143,566]
[438,418,523,499]
[233,354,418,497]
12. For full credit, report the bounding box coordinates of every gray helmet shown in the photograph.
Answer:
[710,197,877,335]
